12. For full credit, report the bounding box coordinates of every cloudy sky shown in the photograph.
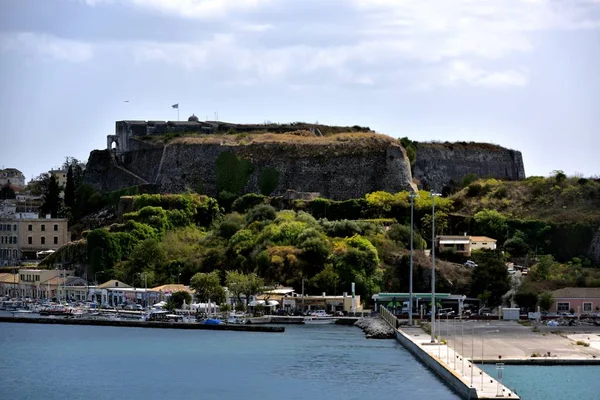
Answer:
[1,0,599,182]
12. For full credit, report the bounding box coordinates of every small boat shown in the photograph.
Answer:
[204,318,223,325]
[226,312,247,325]
[303,317,336,325]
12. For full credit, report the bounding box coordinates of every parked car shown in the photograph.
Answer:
[464,260,478,268]
[309,310,331,317]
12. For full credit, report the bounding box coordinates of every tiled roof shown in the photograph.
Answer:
[97,279,132,289]
[470,236,497,242]
[0,273,19,284]
[151,284,193,293]
[552,287,600,299]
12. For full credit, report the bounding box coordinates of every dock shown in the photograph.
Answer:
[0,316,285,333]
[380,308,519,399]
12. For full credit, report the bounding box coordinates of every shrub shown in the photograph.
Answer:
[246,204,277,224]
[258,167,280,195]
[232,193,266,213]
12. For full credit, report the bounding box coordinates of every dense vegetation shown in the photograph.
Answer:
[38,166,599,309]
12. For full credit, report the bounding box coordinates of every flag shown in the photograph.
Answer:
[171,103,179,109]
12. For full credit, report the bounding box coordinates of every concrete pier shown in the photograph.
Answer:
[0,316,285,333]
[380,308,519,399]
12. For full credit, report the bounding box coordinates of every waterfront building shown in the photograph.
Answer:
[0,218,19,266]
[550,287,600,315]
[0,272,19,297]
[17,268,76,299]
[279,293,363,313]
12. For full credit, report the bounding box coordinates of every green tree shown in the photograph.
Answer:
[87,229,122,274]
[0,183,16,200]
[473,209,508,242]
[190,271,226,304]
[225,271,265,305]
[64,166,75,208]
[532,255,556,281]
[538,291,554,312]
[170,290,192,309]
[40,173,62,218]
[246,204,277,224]
[420,211,449,237]
[514,290,538,311]
[469,258,510,307]
[503,236,530,258]
[128,239,167,277]
[387,223,425,249]
[258,167,280,195]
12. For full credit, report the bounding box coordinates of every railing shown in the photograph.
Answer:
[379,306,397,329]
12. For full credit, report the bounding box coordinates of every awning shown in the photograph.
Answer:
[439,240,469,245]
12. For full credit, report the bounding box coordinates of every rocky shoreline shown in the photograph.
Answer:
[355,316,396,339]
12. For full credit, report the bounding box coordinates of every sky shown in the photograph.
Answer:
[1,0,599,183]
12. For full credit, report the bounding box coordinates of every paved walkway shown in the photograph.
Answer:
[400,325,519,399]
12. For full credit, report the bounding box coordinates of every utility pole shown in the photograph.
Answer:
[409,192,417,326]
[430,191,441,343]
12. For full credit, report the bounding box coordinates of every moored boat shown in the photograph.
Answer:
[303,317,336,325]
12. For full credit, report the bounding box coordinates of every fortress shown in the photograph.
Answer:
[86,117,526,199]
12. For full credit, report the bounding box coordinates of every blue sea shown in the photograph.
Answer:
[1,322,599,400]
[482,364,600,400]
[0,323,458,400]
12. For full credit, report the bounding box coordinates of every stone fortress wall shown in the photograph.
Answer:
[87,118,526,201]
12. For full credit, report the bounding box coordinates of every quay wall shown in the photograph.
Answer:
[380,308,477,399]
[0,316,284,333]
[394,329,478,399]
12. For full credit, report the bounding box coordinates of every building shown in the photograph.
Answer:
[49,169,68,191]
[0,272,19,297]
[17,269,75,299]
[550,287,600,315]
[0,168,26,188]
[436,235,497,257]
[0,219,19,266]
[17,217,70,260]
[279,293,363,313]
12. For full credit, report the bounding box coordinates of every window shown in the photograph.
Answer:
[557,302,570,312]
[41,224,45,232]
[13,224,16,231]
[13,236,17,244]
[41,237,45,245]
[482,242,488,245]
[54,224,58,232]
[28,237,32,245]
[7,225,11,231]
[36,275,40,281]
[1,237,3,244]
[53,236,58,245]
[12,249,17,259]
[583,303,593,312]
[28,224,32,231]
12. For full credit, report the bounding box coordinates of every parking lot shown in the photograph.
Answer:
[430,319,600,360]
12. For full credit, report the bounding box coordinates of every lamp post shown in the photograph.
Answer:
[94,271,104,304]
[177,273,181,285]
[430,191,441,343]
[481,329,499,391]
[408,192,417,326]
[137,272,148,310]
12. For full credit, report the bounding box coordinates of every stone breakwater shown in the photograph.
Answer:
[354,316,396,339]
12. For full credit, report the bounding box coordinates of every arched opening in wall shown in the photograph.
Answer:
[111,141,118,151]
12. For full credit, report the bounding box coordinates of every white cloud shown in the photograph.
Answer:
[26,0,600,88]
[446,61,529,87]
[0,32,93,62]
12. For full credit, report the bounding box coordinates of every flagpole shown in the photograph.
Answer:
[178,105,179,121]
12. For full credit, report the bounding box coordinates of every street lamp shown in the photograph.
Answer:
[94,271,104,305]
[408,192,417,326]
[136,272,148,311]
[430,191,442,343]
[481,329,499,390]
[177,273,182,285]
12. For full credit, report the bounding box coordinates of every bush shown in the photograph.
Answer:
[246,204,277,224]
[232,193,266,213]
[258,167,280,196]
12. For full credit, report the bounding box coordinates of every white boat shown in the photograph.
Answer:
[227,312,247,325]
[303,317,336,325]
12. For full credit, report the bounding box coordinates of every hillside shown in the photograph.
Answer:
[451,175,600,223]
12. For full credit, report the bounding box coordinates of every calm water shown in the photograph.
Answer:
[0,323,458,400]
[482,364,600,400]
